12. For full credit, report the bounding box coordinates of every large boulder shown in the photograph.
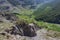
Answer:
[5,21,38,37]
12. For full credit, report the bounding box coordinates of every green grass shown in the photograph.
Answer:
[37,21,60,32]
[16,14,35,23]
[16,14,60,32]
[14,8,60,32]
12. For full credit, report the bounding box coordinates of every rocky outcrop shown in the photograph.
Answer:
[0,13,18,23]
[4,13,18,21]
[5,21,41,37]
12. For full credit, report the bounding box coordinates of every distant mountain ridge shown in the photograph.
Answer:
[0,0,54,10]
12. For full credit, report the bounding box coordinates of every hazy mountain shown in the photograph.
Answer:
[0,0,53,10]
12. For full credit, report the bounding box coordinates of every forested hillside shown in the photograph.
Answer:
[33,0,60,24]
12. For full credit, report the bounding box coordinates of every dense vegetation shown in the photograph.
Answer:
[33,0,60,24]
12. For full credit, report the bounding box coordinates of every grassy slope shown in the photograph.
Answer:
[15,8,60,32]
[0,7,60,40]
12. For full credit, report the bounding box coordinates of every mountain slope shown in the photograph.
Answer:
[0,0,53,10]
[33,0,60,24]
[0,0,54,15]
